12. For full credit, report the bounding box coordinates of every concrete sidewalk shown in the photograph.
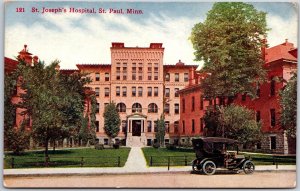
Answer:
[3,147,296,176]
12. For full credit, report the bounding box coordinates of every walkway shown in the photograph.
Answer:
[123,147,147,172]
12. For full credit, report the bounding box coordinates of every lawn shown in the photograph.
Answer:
[4,147,131,169]
[142,147,296,166]
[142,147,195,166]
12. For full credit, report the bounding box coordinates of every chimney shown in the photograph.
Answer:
[18,44,33,66]
[33,56,39,65]
[261,37,267,61]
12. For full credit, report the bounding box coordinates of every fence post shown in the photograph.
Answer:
[168,156,170,171]
[184,155,187,166]
[118,156,121,167]
[11,157,14,169]
[45,156,49,167]
[273,156,275,165]
[150,156,153,166]
[81,157,84,167]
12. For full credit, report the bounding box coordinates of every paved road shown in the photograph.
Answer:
[4,171,296,188]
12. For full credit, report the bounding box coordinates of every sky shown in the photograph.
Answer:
[4,1,298,69]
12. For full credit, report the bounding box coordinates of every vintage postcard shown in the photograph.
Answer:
[3,0,297,188]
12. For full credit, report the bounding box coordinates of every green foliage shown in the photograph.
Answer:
[204,105,262,145]
[155,114,165,147]
[280,73,297,138]
[103,102,121,139]
[190,2,268,98]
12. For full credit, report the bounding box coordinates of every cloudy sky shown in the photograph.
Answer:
[4,1,298,69]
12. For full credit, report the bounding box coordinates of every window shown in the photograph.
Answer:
[182,98,185,113]
[95,121,99,132]
[175,73,179,82]
[104,138,108,145]
[105,87,109,97]
[117,103,126,113]
[175,88,179,97]
[148,63,152,80]
[184,73,189,82]
[105,73,109,81]
[192,96,195,111]
[95,87,100,97]
[148,103,158,113]
[182,120,185,133]
[174,121,179,133]
[256,111,261,122]
[96,103,100,113]
[270,76,275,96]
[138,63,143,80]
[165,88,170,97]
[116,86,120,96]
[147,121,152,132]
[122,87,127,97]
[122,120,127,132]
[147,139,152,146]
[154,121,158,132]
[164,103,170,114]
[209,99,212,106]
[242,93,247,101]
[95,73,100,81]
[165,73,170,81]
[270,136,276,150]
[200,95,204,110]
[123,63,127,80]
[165,121,170,133]
[192,119,195,133]
[154,63,158,80]
[138,87,143,97]
[147,87,152,96]
[132,87,136,97]
[154,72,158,80]
[270,109,276,127]
[154,87,158,96]
[256,82,261,97]
[200,118,204,132]
[132,103,142,113]
[116,65,121,80]
[132,63,136,80]
[175,103,179,114]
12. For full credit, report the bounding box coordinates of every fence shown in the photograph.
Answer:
[5,156,122,169]
[149,155,195,170]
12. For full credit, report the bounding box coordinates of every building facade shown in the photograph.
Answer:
[178,40,297,154]
[76,43,196,146]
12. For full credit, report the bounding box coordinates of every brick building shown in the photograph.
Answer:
[178,40,297,154]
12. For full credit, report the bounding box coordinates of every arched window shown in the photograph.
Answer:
[116,103,126,113]
[148,103,158,113]
[132,103,142,113]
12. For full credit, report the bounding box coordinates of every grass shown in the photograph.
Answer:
[4,147,131,169]
[142,147,195,166]
[142,147,296,166]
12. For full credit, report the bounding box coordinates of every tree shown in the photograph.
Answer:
[280,73,297,138]
[103,102,121,144]
[155,114,165,147]
[204,105,262,146]
[190,2,268,100]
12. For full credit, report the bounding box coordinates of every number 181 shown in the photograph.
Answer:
[16,7,25,12]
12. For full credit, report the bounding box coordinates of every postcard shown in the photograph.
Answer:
[3,0,297,188]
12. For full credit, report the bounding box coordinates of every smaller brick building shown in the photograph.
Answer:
[178,40,297,154]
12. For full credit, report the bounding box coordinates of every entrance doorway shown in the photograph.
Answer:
[132,120,142,136]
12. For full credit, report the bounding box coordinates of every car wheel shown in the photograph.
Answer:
[202,160,216,175]
[192,160,202,172]
[243,160,255,174]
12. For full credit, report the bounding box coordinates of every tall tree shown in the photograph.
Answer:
[103,102,121,144]
[155,114,166,147]
[280,73,297,138]
[190,2,268,100]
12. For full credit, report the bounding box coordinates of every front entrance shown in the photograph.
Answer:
[132,120,141,136]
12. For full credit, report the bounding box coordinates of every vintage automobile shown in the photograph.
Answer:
[191,137,255,175]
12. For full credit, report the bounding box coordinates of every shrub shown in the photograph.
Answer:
[166,143,176,150]
[113,143,120,149]
[95,143,104,150]
[153,142,160,149]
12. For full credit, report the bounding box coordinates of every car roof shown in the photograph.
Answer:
[192,137,238,144]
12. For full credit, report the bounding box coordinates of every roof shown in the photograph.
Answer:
[192,137,238,144]
[60,69,79,75]
[163,64,198,69]
[265,40,297,63]
[4,57,19,73]
[76,64,111,69]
